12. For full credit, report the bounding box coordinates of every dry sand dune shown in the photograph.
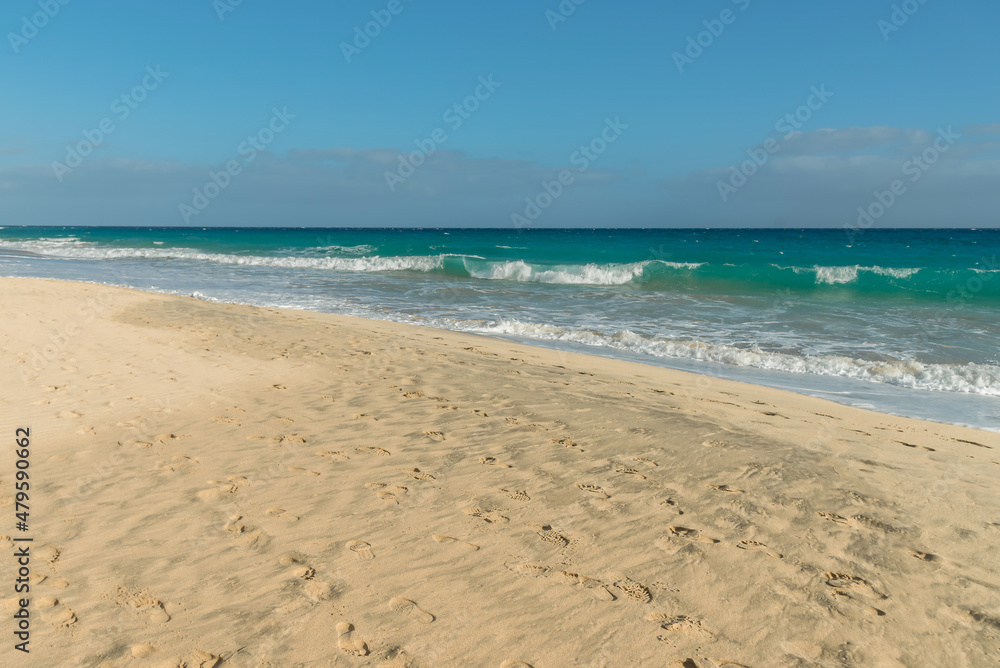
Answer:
[1,278,999,667]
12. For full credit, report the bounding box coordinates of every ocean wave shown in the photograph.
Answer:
[0,240,707,285]
[0,241,448,273]
[314,244,376,255]
[462,318,1000,397]
[789,265,921,285]
[3,237,996,299]
[467,260,649,285]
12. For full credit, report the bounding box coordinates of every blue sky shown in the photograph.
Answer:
[1,0,998,227]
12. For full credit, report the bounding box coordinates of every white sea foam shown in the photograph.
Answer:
[0,240,447,273]
[814,265,859,284]
[461,318,1000,397]
[315,244,376,255]
[871,266,921,279]
[467,259,702,286]
[468,260,648,285]
[787,264,923,284]
[0,239,711,285]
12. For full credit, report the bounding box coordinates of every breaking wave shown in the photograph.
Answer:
[459,318,1000,397]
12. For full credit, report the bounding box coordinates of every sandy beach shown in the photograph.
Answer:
[1,276,998,668]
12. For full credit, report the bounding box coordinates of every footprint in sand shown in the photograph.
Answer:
[816,512,851,525]
[480,456,512,468]
[501,661,534,668]
[909,550,938,562]
[356,446,391,456]
[336,622,369,656]
[223,516,270,549]
[431,534,480,550]
[575,483,609,498]
[648,613,713,640]
[266,508,299,522]
[403,468,436,481]
[550,438,580,451]
[316,450,351,461]
[551,572,616,601]
[537,529,570,547]
[305,580,334,602]
[35,545,61,564]
[736,540,783,558]
[494,488,530,501]
[287,466,321,476]
[424,430,445,441]
[822,572,887,601]
[615,465,646,479]
[160,455,199,472]
[657,498,683,515]
[465,508,509,524]
[632,457,658,467]
[506,563,550,578]
[822,572,867,588]
[347,540,375,560]
[366,482,408,504]
[389,597,435,623]
[130,645,156,659]
[46,605,78,628]
[38,597,77,628]
[706,484,743,494]
[613,576,652,603]
[667,526,719,544]
[114,587,171,623]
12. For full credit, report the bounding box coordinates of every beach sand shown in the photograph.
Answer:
[1,277,998,668]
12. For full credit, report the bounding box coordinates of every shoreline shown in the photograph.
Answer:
[7,274,999,434]
[2,276,999,666]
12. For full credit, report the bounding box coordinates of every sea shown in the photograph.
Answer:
[1,227,998,432]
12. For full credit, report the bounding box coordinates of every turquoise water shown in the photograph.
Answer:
[2,227,998,430]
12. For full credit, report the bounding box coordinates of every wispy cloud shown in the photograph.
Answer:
[964,123,1000,136]
[0,149,624,227]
